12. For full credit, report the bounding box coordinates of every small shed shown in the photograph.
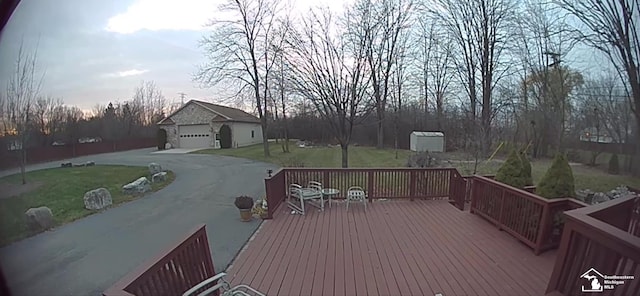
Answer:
[410,131,445,152]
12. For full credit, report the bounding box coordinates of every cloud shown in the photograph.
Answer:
[105,0,219,34]
[106,69,149,78]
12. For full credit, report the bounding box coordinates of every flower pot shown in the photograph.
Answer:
[239,209,252,222]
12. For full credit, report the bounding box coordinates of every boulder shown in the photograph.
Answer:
[25,207,54,231]
[165,143,172,149]
[73,163,86,167]
[61,162,72,168]
[83,188,113,210]
[86,161,95,166]
[148,163,162,175]
[152,171,167,183]
[123,177,152,195]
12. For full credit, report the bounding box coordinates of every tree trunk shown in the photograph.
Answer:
[261,118,270,157]
[377,120,384,149]
[341,144,349,168]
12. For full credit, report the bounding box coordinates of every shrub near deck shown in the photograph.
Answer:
[0,165,175,245]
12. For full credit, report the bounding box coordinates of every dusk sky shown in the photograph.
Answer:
[0,0,610,112]
[0,0,346,112]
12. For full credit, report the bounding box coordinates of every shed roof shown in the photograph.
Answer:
[411,131,444,137]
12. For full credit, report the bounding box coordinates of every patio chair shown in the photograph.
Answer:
[287,182,324,215]
[346,186,367,211]
[182,272,265,296]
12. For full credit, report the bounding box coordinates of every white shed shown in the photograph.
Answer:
[410,131,445,152]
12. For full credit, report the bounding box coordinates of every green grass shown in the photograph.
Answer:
[194,141,413,167]
[0,165,176,245]
[195,141,640,193]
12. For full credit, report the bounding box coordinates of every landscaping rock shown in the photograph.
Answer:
[123,177,152,195]
[25,206,54,231]
[86,161,95,166]
[407,152,440,168]
[73,163,86,167]
[577,186,638,204]
[61,162,72,168]
[165,142,172,149]
[83,188,112,210]
[148,163,162,175]
[152,171,167,183]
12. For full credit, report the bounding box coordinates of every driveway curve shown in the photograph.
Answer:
[0,148,278,296]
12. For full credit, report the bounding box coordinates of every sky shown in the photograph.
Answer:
[0,0,346,111]
[0,0,612,112]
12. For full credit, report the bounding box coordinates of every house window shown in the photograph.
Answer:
[251,130,255,138]
[215,133,220,140]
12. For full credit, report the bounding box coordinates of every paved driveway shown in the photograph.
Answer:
[0,148,278,296]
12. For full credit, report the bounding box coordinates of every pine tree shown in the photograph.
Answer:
[537,153,576,199]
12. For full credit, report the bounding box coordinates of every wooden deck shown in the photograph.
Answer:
[226,200,557,296]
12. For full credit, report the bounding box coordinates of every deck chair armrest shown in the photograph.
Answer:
[182,272,228,296]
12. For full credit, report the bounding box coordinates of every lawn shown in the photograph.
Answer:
[194,141,414,167]
[195,142,640,193]
[453,159,640,193]
[0,165,175,245]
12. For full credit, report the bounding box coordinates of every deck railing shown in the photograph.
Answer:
[470,176,588,255]
[546,195,640,295]
[264,168,463,218]
[265,169,286,219]
[102,224,216,296]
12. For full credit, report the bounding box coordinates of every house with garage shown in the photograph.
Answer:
[157,99,263,149]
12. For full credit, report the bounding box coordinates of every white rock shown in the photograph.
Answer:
[123,177,152,195]
[148,163,162,175]
[152,171,167,183]
[165,143,172,149]
[83,188,112,210]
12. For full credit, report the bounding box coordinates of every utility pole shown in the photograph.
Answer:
[178,92,187,105]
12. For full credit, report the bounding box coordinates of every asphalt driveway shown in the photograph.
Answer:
[0,148,278,296]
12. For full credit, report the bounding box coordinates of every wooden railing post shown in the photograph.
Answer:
[265,176,275,219]
[469,177,478,214]
[323,170,329,188]
[409,170,416,201]
[497,189,506,230]
[534,203,551,255]
[545,219,575,294]
[368,171,374,202]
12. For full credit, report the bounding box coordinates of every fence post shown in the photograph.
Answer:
[367,171,374,202]
[534,203,551,255]
[469,177,478,214]
[409,170,416,201]
[264,177,273,219]
[323,170,329,188]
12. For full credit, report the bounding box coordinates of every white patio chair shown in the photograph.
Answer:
[346,186,367,212]
[287,182,324,215]
[182,272,265,296]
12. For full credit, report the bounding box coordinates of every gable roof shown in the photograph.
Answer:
[157,99,260,124]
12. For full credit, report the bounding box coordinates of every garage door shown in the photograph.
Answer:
[179,125,211,148]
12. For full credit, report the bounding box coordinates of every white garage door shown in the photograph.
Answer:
[179,125,211,148]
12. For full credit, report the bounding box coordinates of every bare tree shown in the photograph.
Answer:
[287,8,372,167]
[557,0,640,173]
[391,31,410,158]
[414,14,454,130]
[349,0,413,149]
[133,80,166,125]
[196,0,284,157]
[32,96,63,146]
[433,0,514,154]
[6,41,43,184]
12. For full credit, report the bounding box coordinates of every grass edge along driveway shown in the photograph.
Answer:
[0,165,175,246]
